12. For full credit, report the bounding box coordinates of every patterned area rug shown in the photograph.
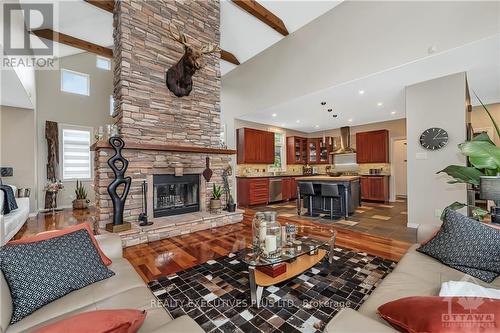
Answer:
[148,247,396,333]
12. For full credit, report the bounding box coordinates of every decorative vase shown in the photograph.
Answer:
[227,203,236,212]
[260,211,282,259]
[72,199,89,210]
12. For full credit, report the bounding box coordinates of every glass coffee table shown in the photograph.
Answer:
[239,231,337,308]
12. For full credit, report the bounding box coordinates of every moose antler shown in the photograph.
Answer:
[201,43,220,54]
[168,23,189,46]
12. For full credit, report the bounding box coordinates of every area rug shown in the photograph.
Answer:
[148,247,396,333]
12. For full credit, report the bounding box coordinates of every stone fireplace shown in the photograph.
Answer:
[152,174,200,218]
[92,0,242,246]
[146,167,207,221]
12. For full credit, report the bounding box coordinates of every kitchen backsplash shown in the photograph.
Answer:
[237,164,334,177]
[358,163,391,175]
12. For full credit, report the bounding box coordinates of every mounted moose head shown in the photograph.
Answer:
[166,24,220,97]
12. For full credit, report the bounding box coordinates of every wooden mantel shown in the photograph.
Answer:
[91,141,236,155]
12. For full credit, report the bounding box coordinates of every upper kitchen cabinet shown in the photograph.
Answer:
[237,128,275,164]
[307,138,331,164]
[356,130,389,163]
[286,136,308,164]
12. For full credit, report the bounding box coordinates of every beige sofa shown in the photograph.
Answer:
[325,224,500,332]
[0,234,204,333]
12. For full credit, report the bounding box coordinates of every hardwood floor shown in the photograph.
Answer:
[16,209,412,283]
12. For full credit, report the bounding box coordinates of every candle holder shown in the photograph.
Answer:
[260,212,282,259]
[252,212,266,253]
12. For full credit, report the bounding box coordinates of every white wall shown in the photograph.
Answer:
[406,72,468,227]
[0,106,36,212]
[471,102,500,145]
[36,52,113,210]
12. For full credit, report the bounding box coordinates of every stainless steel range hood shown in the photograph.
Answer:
[331,126,356,154]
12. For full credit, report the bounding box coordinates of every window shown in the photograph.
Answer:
[61,69,89,96]
[109,95,115,116]
[270,132,285,171]
[60,125,92,180]
[96,56,111,70]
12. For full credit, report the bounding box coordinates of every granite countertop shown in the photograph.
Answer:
[358,174,391,177]
[236,174,304,178]
[295,175,360,181]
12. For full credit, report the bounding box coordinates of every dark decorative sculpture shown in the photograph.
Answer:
[106,136,132,233]
[45,121,59,209]
[165,24,220,97]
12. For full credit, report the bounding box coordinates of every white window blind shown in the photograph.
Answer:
[61,126,92,180]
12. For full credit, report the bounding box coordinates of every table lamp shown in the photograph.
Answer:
[480,176,500,224]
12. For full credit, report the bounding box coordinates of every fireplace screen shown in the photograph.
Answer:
[153,174,200,217]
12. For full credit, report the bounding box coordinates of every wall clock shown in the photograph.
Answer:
[419,127,449,150]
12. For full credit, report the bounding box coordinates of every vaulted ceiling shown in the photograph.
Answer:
[24,0,340,76]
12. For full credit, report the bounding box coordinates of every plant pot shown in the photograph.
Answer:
[210,199,221,212]
[227,203,236,212]
[72,199,89,210]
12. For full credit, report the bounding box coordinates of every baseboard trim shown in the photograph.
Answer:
[407,223,419,229]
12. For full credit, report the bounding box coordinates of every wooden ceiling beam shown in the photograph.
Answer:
[84,0,114,13]
[231,0,288,36]
[31,29,113,58]
[220,50,240,65]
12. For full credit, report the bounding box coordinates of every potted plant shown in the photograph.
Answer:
[72,180,90,210]
[210,184,223,213]
[227,194,236,212]
[438,94,500,219]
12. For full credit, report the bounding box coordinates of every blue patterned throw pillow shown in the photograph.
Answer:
[418,209,500,282]
[0,229,115,324]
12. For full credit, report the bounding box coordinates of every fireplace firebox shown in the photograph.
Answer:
[153,174,200,217]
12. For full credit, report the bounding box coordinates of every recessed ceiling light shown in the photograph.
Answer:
[358,90,365,95]
[391,111,397,115]
[296,120,300,123]
[272,113,277,117]
[321,101,326,106]
[377,102,383,107]
[348,119,353,122]
[314,125,319,128]
[327,108,332,112]
[332,114,338,118]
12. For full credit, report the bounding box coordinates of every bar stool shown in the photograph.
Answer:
[321,184,342,220]
[298,182,316,217]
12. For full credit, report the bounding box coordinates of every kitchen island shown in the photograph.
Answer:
[295,176,361,218]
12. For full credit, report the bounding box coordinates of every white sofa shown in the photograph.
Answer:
[0,185,29,245]
[0,234,204,333]
[325,223,500,332]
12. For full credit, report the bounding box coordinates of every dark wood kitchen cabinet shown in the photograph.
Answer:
[356,130,389,163]
[282,177,297,201]
[286,136,308,164]
[237,128,275,164]
[237,177,269,207]
[360,176,389,202]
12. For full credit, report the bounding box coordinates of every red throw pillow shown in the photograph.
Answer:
[9,223,112,266]
[32,309,146,333]
[378,296,500,333]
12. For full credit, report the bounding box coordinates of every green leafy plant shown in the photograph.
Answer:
[211,184,223,200]
[228,194,235,204]
[437,94,500,219]
[74,180,88,200]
